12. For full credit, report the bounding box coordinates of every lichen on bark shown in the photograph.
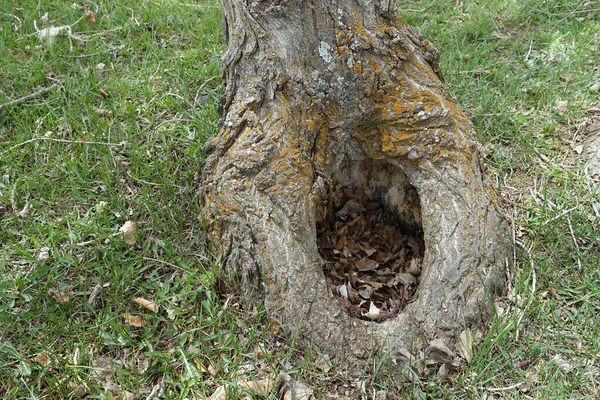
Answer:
[201,0,511,372]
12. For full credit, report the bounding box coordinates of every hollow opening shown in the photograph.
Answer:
[317,158,424,323]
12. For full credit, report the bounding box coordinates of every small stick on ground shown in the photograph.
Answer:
[541,205,578,226]
[567,216,582,270]
[479,381,524,392]
[2,137,125,156]
[0,84,57,110]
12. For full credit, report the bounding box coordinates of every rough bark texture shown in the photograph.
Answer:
[201,0,510,372]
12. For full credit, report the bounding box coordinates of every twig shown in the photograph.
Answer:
[10,182,17,213]
[511,208,517,271]
[2,137,125,156]
[126,170,183,188]
[525,39,534,61]
[178,3,219,8]
[194,75,219,106]
[479,381,524,392]
[75,232,121,247]
[166,92,195,110]
[58,52,101,58]
[398,8,426,13]
[533,148,551,164]
[0,12,22,29]
[0,84,57,110]
[153,117,192,132]
[541,205,578,226]
[515,243,537,341]
[567,217,582,270]
[142,256,185,271]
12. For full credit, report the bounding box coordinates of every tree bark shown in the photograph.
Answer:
[201,0,510,372]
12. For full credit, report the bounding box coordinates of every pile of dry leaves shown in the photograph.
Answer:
[318,189,424,322]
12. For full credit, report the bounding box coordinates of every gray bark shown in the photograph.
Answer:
[201,0,510,373]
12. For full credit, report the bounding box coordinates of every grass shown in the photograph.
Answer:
[1,0,599,398]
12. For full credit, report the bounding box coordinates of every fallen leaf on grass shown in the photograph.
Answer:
[119,221,137,245]
[283,380,314,400]
[457,329,474,363]
[85,10,95,24]
[105,385,134,400]
[210,378,277,400]
[210,386,226,400]
[239,378,276,397]
[88,284,104,306]
[122,314,145,327]
[136,353,149,374]
[552,354,574,372]
[49,289,70,305]
[37,247,51,261]
[18,202,31,219]
[555,100,568,114]
[34,354,49,366]
[132,297,157,313]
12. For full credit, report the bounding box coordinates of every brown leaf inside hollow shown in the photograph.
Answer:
[354,257,379,271]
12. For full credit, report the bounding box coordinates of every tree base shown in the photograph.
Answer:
[201,0,511,372]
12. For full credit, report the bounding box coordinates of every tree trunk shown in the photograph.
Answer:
[201,0,510,372]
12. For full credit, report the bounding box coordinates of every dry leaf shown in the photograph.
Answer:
[119,221,137,245]
[38,247,51,261]
[426,339,454,364]
[552,354,574,372]
[34,354,49,366]
[137,353,149,374]
[355,257,378,271]
[122,314,145,327]
[88,284,103,306]
[239,378,276,397]
[210,386,227,400]
[457,329,474,362]
[591,82,600,92]
[388,272,417,287]
[362,302,381,320]
[49,289,70,305]
[99,87,110,97]
[555,100,568,114]
[316,354,332,373]
[132,297,157,313]
[283,380,314,400]
[253,343,268,359]
[18,202,31,219]
[338,283,349,299]
[86,10,95,24]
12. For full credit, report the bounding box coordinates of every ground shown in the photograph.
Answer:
[1,0,599,398]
